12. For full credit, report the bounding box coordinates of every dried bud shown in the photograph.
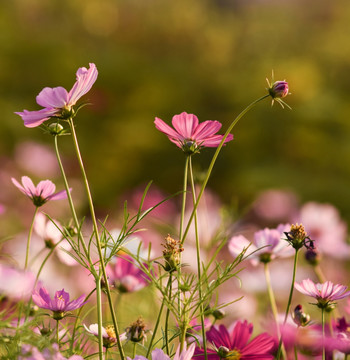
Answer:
[284,223,313,251]
[293,305,310,327]
[162,234,184,272]
[125,317,147,343]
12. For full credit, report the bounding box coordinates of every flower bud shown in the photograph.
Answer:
[305,247,321,266]
[269,81,289,99]
[125,317,147,343]
[48,123,65,135]
[293,305,310,327]
[212,309,226,320]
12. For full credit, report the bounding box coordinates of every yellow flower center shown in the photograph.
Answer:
[225,350,241,360]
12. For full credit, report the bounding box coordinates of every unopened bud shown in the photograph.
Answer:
[293,304,310,327]
[212,309,226,320]
[269,81,289,99]
[48,123,64,135]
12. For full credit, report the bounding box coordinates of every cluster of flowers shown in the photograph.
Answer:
[2,62,350,360]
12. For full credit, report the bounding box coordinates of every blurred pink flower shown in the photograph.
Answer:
[299,202,349,258]
[128,343,195,360]
[20,343,83,360]
[228,224,293,265]
[106,255,149,293]
[12,176,69,207]
[154,112,233,154]
[32,286,87,320]
[295,279,350,308]
[0,264,35,301]
[194,321,274,360]
[15,63,98,128]
[34,212,77,266]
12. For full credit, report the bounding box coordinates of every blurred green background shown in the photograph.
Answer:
[2,0,350,219]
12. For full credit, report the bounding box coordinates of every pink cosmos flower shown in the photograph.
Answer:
[295,279,350,308]
[106,255,149,293]
[194,321,274,360]
[15,63,98,128]
[154,112,233,154]
[32,286,87,320]
[228,224,293,265]
[12,176,69,207]
[20,343,83,360]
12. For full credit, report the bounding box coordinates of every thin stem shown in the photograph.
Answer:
[105,348,108,360]
[277,249,300,359]
[179,156,189,242]
[132,342,137,359]
[188,156,207,359]
[56,320,60,345]
[164,273,172,355]
[146,299,165,357]
[264,263,287,359]
[25,207,39,270]
[294,343,298,360]
[321,307,325,360]
[68,120,125,360]
[182,95,270,244]
[96,271,104,360]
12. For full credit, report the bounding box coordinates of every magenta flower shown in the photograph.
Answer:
[194,321,274,360]
[295,279,350,309]
[12,176,69,207]
[32,287,87,320]
[154,112,233,155]
[106,255,149,293]
[15,63,98,128]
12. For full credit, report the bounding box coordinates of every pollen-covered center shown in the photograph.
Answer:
[225,350,241,360]
[105,325,116,339]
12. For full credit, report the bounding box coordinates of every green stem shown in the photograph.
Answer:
[25,207,39,270]
[277,249,300,359]
[294,343,298,360]
[68,119,125,360]
[105,348,108,360]
[188,156,207,359]
[321,307,325,360]
[182,94,269,245]
[164,273,172,355]
[179,156,189,243]
[145,298,165,357]
[56,320,60,345]
[96,271,104,360]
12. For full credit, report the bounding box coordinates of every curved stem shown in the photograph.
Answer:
[188,157,207,359]
[68,119,125,360]
[182,95,269,245]
[25,207,39,270]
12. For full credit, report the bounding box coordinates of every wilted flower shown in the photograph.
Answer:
[32,287,87,320]
[15,63,98,128]
[84,323,126,348]
[154,112,233,155]
[12,176,69,207]
[194,320,274,359]
[162,234,184,271]
[229,224,293,265]
[125,317,147,343]
[295,279,350,309]
[284,223,313,251]
[105,255,149,293]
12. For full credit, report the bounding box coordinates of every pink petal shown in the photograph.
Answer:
[21,176,37,197]
[242,332,274,357]
[36,87,69,108]
[154,117,183,143]
[201,133,233,147]
[35,180,56,199]
[171,112,199,139]
[68,63,98,106]
[15,108,59,128]
[11,177,27,195]
[320,281,334,299]
[48,188,70,201]
[228,235,256,258]
[230,320,252,349]
[192,120,222,140]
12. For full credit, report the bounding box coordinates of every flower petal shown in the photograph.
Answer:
[36,87,69,108]
[154,117,183,144]
[192,120,222,140]
[15,108,59,128]
[68,63,98,106]
[171,112,199,139]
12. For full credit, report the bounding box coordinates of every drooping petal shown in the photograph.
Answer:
[68,63,98,106]
[172,112,199,139]
[36,87,69,108]
[15,108,59,128]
